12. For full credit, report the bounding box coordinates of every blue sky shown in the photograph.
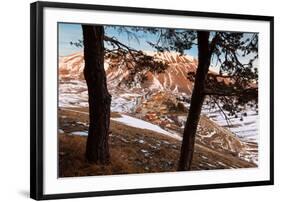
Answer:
[58,23,198,57]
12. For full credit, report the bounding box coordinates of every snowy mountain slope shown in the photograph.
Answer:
[58,51,259,164]
[59,51,198,94]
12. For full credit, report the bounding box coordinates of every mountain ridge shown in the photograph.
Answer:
[59,51,199,94]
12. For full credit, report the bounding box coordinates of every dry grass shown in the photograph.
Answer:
[59,107,256,177]
[59,134,141,177]
[59,125,181,177]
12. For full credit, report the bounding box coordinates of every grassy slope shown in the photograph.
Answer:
[59,107,256,177]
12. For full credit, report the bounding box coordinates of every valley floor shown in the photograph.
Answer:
[59,107,256,177]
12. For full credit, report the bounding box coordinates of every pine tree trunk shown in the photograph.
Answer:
[82,25,111,164]
[178,31,211,171]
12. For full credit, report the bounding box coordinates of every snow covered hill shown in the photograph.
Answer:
[59,51,198,94]
[58,51,259,164]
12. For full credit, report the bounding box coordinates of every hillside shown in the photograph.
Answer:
[59,51,259,143]
[59,107,256,177]
[59,51,198,93]
[58,51,258,176]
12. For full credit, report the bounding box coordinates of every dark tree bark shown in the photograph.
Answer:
[178,31,211,171]
[82,25,111,164]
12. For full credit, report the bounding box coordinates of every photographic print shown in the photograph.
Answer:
[30,1,273,200]
[58,23,259,177]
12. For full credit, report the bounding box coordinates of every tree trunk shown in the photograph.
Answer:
[82,25,111,164]
[178,31,211,171]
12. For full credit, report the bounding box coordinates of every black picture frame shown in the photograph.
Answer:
[30,1,274,200]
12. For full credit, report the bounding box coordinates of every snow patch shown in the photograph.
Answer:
[71,131,88,136]
[112,114,182,140]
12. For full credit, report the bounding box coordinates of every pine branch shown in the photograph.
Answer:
[104,35,140,62]
[209,33,220,55]
[204,87,258,97]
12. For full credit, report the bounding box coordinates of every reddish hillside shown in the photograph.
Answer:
[59,51,198,94]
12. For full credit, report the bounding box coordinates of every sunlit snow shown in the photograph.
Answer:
[112,114,182,140]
